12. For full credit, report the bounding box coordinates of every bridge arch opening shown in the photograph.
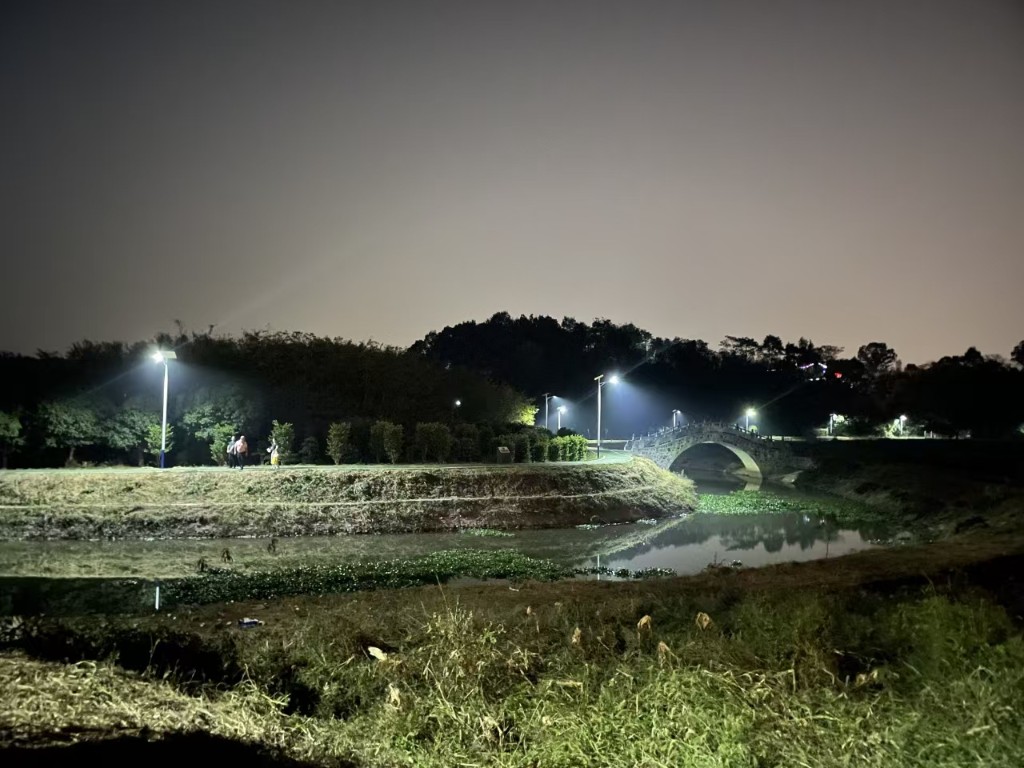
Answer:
[668,441,763,481]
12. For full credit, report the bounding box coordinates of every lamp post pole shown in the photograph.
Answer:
[594,374,619,458]
[543,393,551,431]
[160,361,169,468]
[152,350,177,469]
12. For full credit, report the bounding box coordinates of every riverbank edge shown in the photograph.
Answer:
[0,458,696,540]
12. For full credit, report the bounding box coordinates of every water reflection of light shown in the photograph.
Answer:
[599,516,880,576]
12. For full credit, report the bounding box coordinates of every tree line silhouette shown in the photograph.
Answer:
[0,316,1021,468]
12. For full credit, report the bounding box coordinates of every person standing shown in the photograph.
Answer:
[235,435,249,469]
[226,435,237,469]
[268,438,280,467]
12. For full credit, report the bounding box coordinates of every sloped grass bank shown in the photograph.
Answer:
[4,546,1024,767]
[0,459,695,540]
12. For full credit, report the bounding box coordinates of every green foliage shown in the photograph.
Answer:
[414,422,452,463]
[104,407,157,465]
[144,423,174,461]
[529,431,550,462]
[697,490,884,523]
[0,410,24,468]
[452,423,480,462]
[167,549,569,606]
[38,400,99,465]
[459,527,516,538]
[325,422,351,465]
[370,420,404,464]
[180,385,257,442]
[298,435,321,464]
[210,423,237,466]
[270,420,295,464]
[511,402,539,426]
[550,434,588,461]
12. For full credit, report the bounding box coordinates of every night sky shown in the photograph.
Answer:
[2,0,1022,364]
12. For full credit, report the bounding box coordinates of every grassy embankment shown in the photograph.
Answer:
[794,439,1024,534]
[0,458,695,540]
[3,535,1024,766]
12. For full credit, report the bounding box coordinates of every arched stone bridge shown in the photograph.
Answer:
[626,423,812,479]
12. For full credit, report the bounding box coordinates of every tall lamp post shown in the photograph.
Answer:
[542,393,553,431]
[594,373,619,458]
[151,350,177,468]
[672,409,682,429]
[745,407,756,431]
[557,405,566,431]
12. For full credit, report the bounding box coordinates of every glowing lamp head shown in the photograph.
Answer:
[454,399,461,407]
[557,405,566,413]
[609,374,620,385]
[152,350,177,363]
[745,408,756,418]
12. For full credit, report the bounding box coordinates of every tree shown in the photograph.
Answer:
[414,422,452,463]
[0,411,24,469]
[369,420,395,463]
[144,423,175,464]
[210,423,237,465]
[38,400,99,465]
[105,407,157,466]
[1011,340,1024,367]
[298,435,321,464]
[326,422,352,465]
[369,420,404,464]
[270,420,296,464]
[857,342,900,378]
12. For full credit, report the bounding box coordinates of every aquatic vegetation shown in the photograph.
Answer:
[163,549,675,608]
[458,528,515,538]
[698,489,886,522]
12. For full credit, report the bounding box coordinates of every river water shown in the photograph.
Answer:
[0,474,893,613]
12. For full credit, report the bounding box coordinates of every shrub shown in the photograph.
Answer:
[270,420,296,464]
[414,422,452,463]
[326,422,352,465]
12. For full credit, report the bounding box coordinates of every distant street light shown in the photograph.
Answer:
[745,407,756,431]
[542,393,553,431]
[594,373,620,458]
[672,409,682,429]
[899,414,907,436]
[557,405,566,431]
[151,350,177,469]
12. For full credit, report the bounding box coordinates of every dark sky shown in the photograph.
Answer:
[2,0,1022,364]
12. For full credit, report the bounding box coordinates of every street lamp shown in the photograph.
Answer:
[672,409,682,429]
[557,405,566,431]
[151,350,177,468]
[542,393,553,431]
[899,414,907,436]
[594,373,619,458]
[745,408,756,431]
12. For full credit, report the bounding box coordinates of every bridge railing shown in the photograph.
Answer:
[628,421,788,452]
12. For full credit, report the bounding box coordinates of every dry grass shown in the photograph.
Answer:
[5,536,1024,767]
[0,459,695,540]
